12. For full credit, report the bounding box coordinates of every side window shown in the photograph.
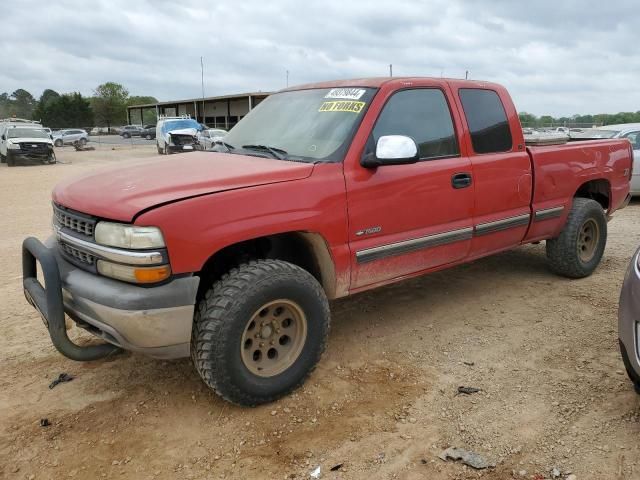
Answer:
[372,89,459,160]
[458,89,512,154]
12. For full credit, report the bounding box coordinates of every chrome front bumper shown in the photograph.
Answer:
[25,236,199,359]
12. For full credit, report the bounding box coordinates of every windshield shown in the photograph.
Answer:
[222,87,377,162]
[7,128,50,139]
[162,119,201,133]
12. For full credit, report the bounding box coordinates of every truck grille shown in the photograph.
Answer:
[171,134,195,146]
[59,241,96,266]
[53,204,96,237]
[19,142,49,153]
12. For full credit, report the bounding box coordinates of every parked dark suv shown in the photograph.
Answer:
[141,124,156,140]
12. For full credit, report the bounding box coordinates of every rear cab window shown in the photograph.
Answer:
[458,89,512,154]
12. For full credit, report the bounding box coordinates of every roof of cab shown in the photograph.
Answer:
[279,77,504,92]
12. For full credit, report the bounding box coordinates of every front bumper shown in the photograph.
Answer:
[7,149,54,165]
[619,247,640,387]
[22,236,199,360]
[168,144,196,153]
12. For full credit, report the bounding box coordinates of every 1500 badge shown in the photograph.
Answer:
[355,226,382,236]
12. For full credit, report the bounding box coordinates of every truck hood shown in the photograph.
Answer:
[52,152,315,222]
[167,128,197,136]
[9,137,53,144]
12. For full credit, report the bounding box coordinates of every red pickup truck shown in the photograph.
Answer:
[23,77,633,406]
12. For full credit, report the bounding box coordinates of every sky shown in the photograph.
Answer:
[1,0,638,117]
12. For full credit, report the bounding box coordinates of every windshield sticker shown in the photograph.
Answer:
[325,88,367,100]
[319,100,366,113]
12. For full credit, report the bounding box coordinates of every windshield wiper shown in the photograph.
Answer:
[213,140,235,152]
[241,144,288,160]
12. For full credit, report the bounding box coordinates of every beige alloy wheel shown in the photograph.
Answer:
[577,218,600,263]
[240,299,308,377]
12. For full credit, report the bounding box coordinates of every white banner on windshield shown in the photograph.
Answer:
[324,88,366,100]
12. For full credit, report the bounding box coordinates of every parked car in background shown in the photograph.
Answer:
[53,129,89,147]
[0,119,44,161]
[619,245,640,394]
[141,124,156,140]
[196,128,227,150]
[0,126,55,166]
[120,125,145,138]
[591,124,640,196]
[90,127,110,136]
[156,116,200,154]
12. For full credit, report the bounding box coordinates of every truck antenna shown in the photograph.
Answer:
[389,64,393,77]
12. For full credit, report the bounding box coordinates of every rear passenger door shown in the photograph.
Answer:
[345,86,475,290]
[453,87,533,258]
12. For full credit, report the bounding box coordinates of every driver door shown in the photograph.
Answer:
[345,86,474,290]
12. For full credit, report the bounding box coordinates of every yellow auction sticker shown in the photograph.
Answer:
[318,100,365,113]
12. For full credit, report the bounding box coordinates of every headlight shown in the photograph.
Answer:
[94,222,165,249]
[97,260,171,284]
[7,142,20,150]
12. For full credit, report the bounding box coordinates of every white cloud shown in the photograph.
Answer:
[0,0,638,116]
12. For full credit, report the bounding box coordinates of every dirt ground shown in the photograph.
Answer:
[1,145,639,480]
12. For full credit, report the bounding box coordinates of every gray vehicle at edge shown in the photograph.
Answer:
[619,245,640,394]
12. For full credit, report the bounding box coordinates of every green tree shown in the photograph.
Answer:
[127,95,158,124]
[39,93,94,128]
[518,112,537,127]
[0,93,10,118]
[33,89,60,121]
[9,89,37,118]
[92,82,129,128]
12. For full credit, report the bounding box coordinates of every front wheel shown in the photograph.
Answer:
[546,198,607,278]
[191,260,330,406]
[79,137,87,146]
[145,134,152,140]
[54,139,63,147]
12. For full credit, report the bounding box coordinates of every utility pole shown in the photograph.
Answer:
[200,56,205,123]
[465,70,469,80]
[286,70,289,88]
[389,64,393,77]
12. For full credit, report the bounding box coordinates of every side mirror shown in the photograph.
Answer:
[1,134,5,141]
[361,135,419,168]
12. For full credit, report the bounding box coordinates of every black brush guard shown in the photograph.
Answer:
[22,237,120,361]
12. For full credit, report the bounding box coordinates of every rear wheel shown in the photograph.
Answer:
[546,198,607,278]
[123,132,131,139]
[191,260,330,406]
[145,134,152,140]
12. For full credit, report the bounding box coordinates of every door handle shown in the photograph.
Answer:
[452,172,472,189]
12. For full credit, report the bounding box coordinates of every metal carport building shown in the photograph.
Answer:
[126,92,271,130]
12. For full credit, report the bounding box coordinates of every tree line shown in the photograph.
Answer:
[0,83,157,129]
[519,111,640,128]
